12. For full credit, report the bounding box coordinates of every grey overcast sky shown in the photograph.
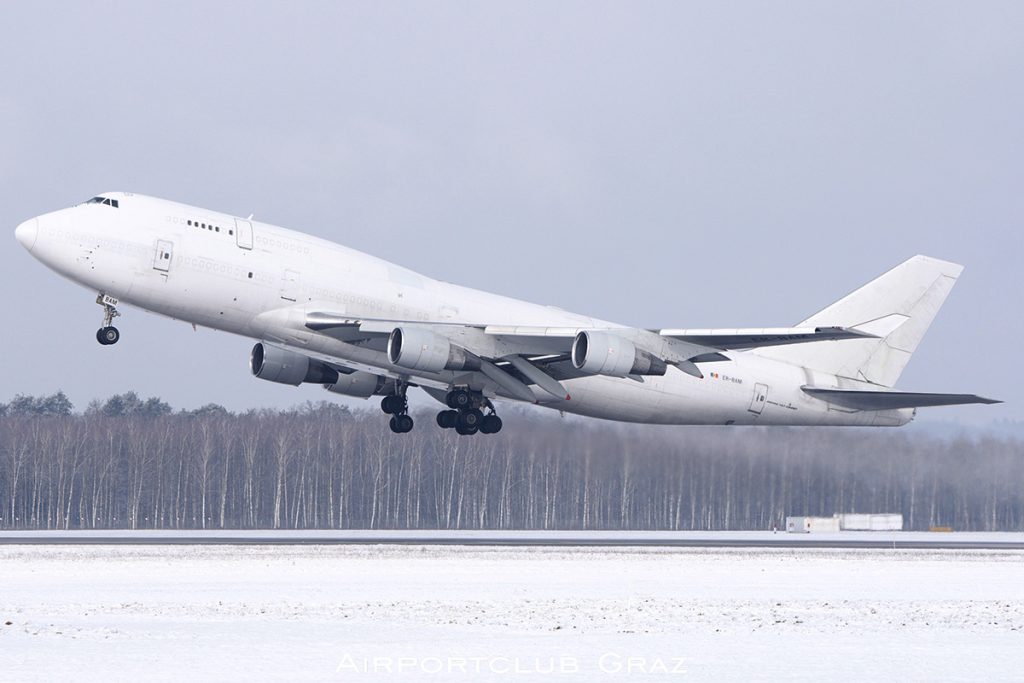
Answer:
[2,2,1021,425]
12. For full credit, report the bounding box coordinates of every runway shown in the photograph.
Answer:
[2,529,1023,549]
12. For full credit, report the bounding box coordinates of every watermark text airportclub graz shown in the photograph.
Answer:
[336,652,687,677]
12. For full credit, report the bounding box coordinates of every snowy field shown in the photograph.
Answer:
[2,544,1023,682]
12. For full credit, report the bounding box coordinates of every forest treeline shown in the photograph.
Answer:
[1,392,1021,531]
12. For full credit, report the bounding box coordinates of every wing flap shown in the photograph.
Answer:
[802,387,1001,410]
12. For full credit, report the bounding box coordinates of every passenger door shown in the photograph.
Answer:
[280,269,301,302]
[235,218,254,250]
[153,240,173,272]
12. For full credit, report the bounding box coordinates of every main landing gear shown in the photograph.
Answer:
[382,386,502,436]
[95,294,121,345]
[436,388,503,436]
[381,386,414,434]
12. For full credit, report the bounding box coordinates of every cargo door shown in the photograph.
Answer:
[280,269,301,302]
[748,383,769,414]
[153,240,173,272]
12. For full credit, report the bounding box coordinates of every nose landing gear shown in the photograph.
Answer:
[95,294,121,346]
[437,389,503,436]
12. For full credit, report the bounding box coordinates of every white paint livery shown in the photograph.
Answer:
[14,192,998,434]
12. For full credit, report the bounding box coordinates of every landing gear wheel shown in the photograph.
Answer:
[480,414,503,434]
[97,326,120,345]
[438,389,498,433]
[447,389,473,410]
[381,395,406,414]
[457,408,483,430]
[436,410,458,429]
[388,414,414,433]
[382,382,413,433]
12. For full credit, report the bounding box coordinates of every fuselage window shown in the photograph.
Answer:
[189,218,228,233]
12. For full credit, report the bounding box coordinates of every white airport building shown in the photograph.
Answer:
[786,513,904,533]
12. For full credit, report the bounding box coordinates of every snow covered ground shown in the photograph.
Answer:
[2,544,1022,681]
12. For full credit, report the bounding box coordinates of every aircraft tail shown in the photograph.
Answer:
[754,255,963,387]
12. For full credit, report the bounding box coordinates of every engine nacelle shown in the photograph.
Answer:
[323,372,396,399]
[250,343,339,386]
[571,331,667,377]
[387,327,479,373]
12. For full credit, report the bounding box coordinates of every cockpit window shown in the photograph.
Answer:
[86,196,119,208]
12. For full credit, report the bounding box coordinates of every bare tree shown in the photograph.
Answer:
[1,395,1022,531]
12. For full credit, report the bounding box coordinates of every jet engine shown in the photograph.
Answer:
[250,343,339,386]
[571,330,667,377]
[324,372,396,399]
[387,327,480,373]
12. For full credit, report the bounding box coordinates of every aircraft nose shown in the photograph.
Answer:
[15,217,38,251]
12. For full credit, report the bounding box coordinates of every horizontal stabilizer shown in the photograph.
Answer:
[802,387,1001,411]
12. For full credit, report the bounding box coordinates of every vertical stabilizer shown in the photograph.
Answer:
[754,255,963,387]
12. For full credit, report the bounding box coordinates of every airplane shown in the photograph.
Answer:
[14,192,998,434]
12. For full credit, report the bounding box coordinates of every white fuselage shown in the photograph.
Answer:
[16,193,912,426]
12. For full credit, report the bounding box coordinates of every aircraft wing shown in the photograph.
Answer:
[802,387,1001,410]
[301,312,887,404]
[306,314,590,359]
[659,326,877,349]
[307,314,874,354]
[305,312,387,344]
[303,312,723,402]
